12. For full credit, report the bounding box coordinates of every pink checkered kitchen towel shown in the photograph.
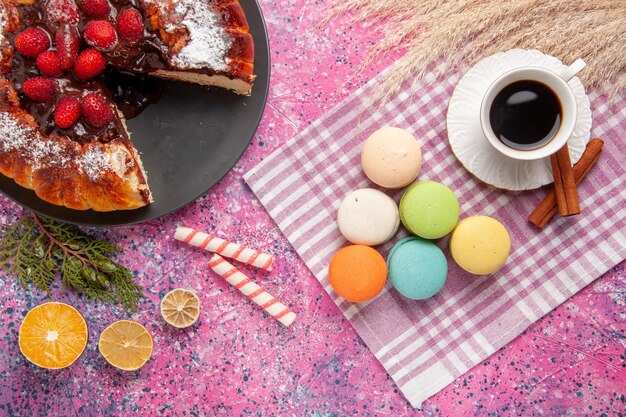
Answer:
[243,69,626,407]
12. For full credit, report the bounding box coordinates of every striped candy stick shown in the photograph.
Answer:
[175,226,275,271]
[208,254,296,327]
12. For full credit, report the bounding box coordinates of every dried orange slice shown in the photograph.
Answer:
[98,320,152,371]
[19,302,88,369]
[160,288,200,328]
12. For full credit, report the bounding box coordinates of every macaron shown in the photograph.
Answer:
[361,127,422,189]
[450,215,511,275]
[387,237,447,300]
[337,188,400,246]
[328,245,387,302]
[399,181,460,239]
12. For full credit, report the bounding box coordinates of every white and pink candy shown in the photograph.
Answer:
[208,254,296,327]
[175,226,274,271]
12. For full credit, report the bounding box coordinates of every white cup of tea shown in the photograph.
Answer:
[479,59,586,161]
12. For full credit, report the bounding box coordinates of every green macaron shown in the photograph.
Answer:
[399,181,460,239]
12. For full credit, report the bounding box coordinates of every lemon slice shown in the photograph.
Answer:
[98,320,152,371]
[19,302,88,369]
[160,288,200,328]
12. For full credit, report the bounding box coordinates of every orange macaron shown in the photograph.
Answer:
[328,245,387,302]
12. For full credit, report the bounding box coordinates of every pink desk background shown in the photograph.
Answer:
[0,0,624,415]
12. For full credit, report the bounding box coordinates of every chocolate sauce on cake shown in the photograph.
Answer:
[7,0,170,142]
[104,69,162,119]
[6,0,250,143]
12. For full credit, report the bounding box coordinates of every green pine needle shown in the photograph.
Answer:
[0,213,143,312]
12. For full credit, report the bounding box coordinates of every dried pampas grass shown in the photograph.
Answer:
[326,0,626,104]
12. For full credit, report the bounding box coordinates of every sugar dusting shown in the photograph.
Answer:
[0,111,119,181]
[30,139,69,170]
[78,146,114,180]
[166,0,232,71]
[0,112,29,152]
[0,112,68,171]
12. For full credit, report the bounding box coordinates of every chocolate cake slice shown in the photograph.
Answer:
[141,0,255,94]
[0,0,255,211]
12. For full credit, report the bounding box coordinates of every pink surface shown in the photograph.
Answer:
[0,1,625,416]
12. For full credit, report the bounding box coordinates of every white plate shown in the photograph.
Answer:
[446,49,592,191]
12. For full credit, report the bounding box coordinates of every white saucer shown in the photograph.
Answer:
[446,49,592,191]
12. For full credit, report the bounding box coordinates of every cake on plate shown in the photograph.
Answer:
[0,0,255,211]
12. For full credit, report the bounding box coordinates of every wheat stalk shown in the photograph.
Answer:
[326,0,626,104]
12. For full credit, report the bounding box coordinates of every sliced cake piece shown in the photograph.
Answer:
[141,0,255,94]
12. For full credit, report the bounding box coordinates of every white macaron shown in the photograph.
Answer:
[337,188,400,246]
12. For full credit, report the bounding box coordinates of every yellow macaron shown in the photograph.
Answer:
[450,216,511,275]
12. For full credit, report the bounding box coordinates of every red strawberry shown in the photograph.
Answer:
[55,25,80,70]
[36,51,63,77]
[73,48,106,80]
[81,93,112,128]
[44,0,80,28]
[83,20,118,51]
[78,0,111,19]
[54,96,81,128]
[22,77,56,102]
[14,28,51,58]
[116,8,143,45]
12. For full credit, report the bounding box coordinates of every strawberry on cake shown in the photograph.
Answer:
[0,0,255,211]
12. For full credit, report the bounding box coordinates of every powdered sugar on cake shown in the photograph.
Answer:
[0,111,118,180]
[0,112,29,152]
[78,147,113,180]
[0,111,68,170]
[30,140,69,171]
[166,0,232,71]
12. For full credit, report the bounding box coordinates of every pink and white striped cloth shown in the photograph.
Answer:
[243,69,626,407]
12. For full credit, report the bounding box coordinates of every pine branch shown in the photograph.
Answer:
[0,213,143,312]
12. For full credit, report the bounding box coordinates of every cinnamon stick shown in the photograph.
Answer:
[550,144,581,216]
[529,138,604,228]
